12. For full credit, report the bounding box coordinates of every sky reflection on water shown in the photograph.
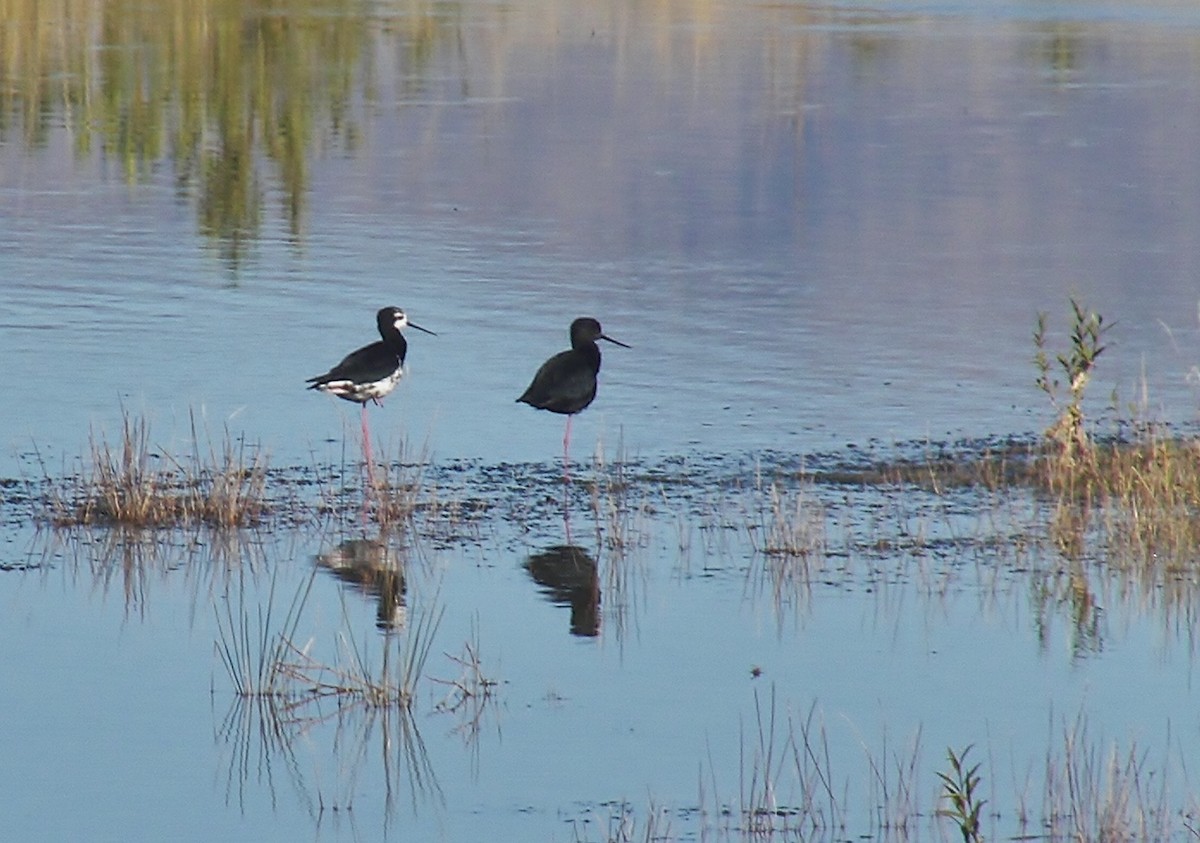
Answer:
[4,0,1200,471]
[5,6,1200,462]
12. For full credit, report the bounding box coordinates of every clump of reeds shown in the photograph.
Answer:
[1042,714,1175,841]
[215,571,315,697]
[1041,432,1200,564]
[310,434,451,536]
[45,410,268,528]
[571,799,674,843]
[740,684,797,836]
[432,618,501,740]
[277,603,442,708]
[752,481,826,559]
[725,687,845,838]
[214,637,444,818]
[1027,299,1200,565]
[743,481,827,622]
[590,437,652,552]
[217,571,443,710]
[366,438,430,532]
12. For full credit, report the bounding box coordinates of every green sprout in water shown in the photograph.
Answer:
[937,744,986,843]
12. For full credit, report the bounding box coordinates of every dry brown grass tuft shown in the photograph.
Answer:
[45,410,268,528]
[589,439,652,553]
[752,481,826,559]
[365,438,430,531]
[1034,430,1200,567]
[1043,714,1176,842]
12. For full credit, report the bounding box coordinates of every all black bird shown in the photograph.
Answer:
[307,306,434,469]
[517,317,629,472]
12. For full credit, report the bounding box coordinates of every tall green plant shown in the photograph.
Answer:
[1034,298,1110,459]
[937,745,986,843]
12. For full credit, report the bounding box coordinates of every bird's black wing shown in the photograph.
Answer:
[518,350,597,412]
[307,340,397,386]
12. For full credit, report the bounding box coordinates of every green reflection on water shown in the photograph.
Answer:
[0,0,449,267]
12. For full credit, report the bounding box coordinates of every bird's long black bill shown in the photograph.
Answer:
[599,334,631,348]
[409,322,437,336]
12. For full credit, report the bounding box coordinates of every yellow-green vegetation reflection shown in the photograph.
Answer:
[0,0,447,266]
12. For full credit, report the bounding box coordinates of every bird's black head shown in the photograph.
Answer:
[376,307,405,335]
[570,317,630,349]
[569,317,603,344]
[377,306,435,337]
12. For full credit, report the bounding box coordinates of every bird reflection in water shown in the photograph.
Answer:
[316,537,407,630]
[524,545,600,637]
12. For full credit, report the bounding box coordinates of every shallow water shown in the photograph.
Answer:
[4,1,1200,840]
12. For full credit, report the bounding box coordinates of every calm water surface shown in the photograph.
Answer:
[3,1,1200,840]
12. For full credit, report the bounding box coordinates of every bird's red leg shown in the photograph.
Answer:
[563,495,573,544]
[361,403,378,517]
[562,415,573,485]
